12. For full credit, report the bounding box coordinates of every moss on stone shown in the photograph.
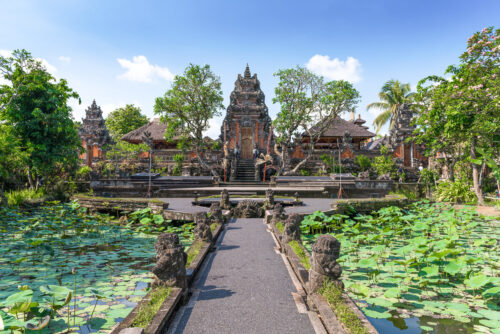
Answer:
[186,240,205,267]
[131,286,172,328]
[288,240,310,270]
[276,222,285,234]
[210,222,218,233]
[319,280,369,334]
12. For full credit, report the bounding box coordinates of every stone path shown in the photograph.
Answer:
[166,218,317,334]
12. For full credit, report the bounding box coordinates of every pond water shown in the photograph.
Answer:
[301,202,500,334]
[0,202,193,333]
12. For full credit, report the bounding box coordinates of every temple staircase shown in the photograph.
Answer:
[236,159,255,181]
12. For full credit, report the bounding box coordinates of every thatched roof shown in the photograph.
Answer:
[121,118,173,143]
[304,116,375,139]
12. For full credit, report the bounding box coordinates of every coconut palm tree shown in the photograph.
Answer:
[367,79,414,133]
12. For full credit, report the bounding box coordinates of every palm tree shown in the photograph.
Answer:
[367,80,414,133]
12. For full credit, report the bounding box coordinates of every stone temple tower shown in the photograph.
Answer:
[79,100,112,165]
[220,65,273,160]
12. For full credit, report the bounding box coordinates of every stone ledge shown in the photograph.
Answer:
[110,287,183,334]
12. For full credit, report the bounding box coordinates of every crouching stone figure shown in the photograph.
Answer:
[151,233,187,289]
[194,212,213,243]
[308,234,343,292]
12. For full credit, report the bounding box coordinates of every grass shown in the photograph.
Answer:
[210,222,218,232]
[276,222,284,234]
[6,188,45,206]
[131,286,172,328]
[319,280,369,334]
[186,240,205,267]
[288,240,310,270]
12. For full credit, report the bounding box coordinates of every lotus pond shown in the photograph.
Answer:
[301,202,500,334]
[0,201,194,333]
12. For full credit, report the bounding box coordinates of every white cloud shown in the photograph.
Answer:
[0,49,57,84]
[204,117,222,140]
[58,56,71,63]
[117,55,174,83]
[0,49,11,58]
[306,55,362,83]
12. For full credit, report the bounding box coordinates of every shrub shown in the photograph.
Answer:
[320,154,334,173]
[6,188,45,206]
[300,169,310,176]
[434,179,476,204]
[76,166,91,180]
[172,154,184,176]
[373,145,396,178]
[355,155,371,172]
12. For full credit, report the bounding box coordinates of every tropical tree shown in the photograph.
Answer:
[105,104,149,139]
[154,64,224,176]
[273,66,360,175]
[367,79,414,133]
[413,27,500,204]
[0,49,81,190]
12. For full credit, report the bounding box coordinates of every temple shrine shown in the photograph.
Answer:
[79,100,112,166]
[220,65,273,159]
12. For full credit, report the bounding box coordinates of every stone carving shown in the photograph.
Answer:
[270,203,286,225]
[208,202,223,225]
[309,234,343,292]
[194,212,213,243]
[283,213,302,243]
[233,200,264,218]
[220,189,231,210]
[358,170,371,180]
[78,100,112,154]
[340,130,354,150]
[264,188,275,209]
[377,173,392,181]
[151,233,187,288]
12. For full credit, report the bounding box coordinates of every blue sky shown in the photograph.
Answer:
[1,0,498,137]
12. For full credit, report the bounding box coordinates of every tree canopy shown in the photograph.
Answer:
[0,49,81,189]
[413,27,500,203]
[367,79,414,133]
[105,104,149,140]
[272,66,360,174]
[154,64,224,176]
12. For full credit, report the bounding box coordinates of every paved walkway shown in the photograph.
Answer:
[166,218,317,334]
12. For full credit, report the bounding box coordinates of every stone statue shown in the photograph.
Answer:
[283,213,302,243]
[309,234,343,292]
[358,170,371,180]
[377,173,392,181]
[208,202,223,225]
[264,188,275,209]
[151,233,187,288]
[233,200,264,218]
[220,189,231,210]
[270,203,286,226]
[223,141,229,158]
[194,212,213,243]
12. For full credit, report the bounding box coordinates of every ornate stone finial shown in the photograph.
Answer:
[283,213,302,243]
[220,189,231,210]
[270,203,285,226]
[208,202,223,225]
[264,188,275,209]
[244,64,251,78]
[151,233,187,288]
[309,234,343,292]
[233,200,264,218]
[194,212,213,243]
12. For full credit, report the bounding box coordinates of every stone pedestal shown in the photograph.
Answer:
[270,203,286,225]
[220,189,231,210]
[151,233,187,289]
[282,213,301,243]
[308,234,343,293]
[208,202,223,224]
[194,212,213,243]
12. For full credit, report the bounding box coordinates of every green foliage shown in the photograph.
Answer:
[76,166,92,180]
[413,27,500,203]
[302,202,500,332]
[154,64,223,176]
[299,169,310,176]
[367,79,414,133]
[355,155,371,172]
[320,154,334,172]
[186,240,204,267]
[6,188,45,206]
[288,240,310,270]
[130,286,172,328]
[319,280,369,334]
[276,222,284,234]
[105,104,148,140]
[0,49,81,190]
[372,146,396,177]
[434,179,476,203]
[172,153,184,176]
[272,66,360,173]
